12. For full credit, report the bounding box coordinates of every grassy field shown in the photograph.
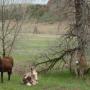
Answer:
[0,71,90,90]
[0,33,90,90]
[13,34,59,62]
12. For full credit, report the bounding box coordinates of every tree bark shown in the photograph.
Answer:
[74,0,87,77]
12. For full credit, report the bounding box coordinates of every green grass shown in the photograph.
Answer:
[0,71,90,90]
[0,33,90,90]
[12,34,59,62]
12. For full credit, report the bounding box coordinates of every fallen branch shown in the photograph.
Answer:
[36,47,80,72]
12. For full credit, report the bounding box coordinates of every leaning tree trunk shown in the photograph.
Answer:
[74,0,88,76]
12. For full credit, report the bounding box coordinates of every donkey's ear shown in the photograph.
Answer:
[0,56,1,59]
[31,65,36,70]
[0,56,2,62]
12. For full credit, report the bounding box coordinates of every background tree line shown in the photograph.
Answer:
[0,1,75,23]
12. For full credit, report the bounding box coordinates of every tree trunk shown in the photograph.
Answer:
[74,0,87,77]
[1,0,6,57]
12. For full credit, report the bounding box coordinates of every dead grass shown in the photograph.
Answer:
[21,21,69,34]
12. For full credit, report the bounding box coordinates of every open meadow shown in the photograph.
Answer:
[0,32,89,90]
[0,0,89,89]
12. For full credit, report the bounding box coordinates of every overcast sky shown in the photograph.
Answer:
[1,0,49,5]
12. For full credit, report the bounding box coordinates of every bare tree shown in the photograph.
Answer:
[36,0,89,77]
[0,0,26,57]
[72,0,88,76]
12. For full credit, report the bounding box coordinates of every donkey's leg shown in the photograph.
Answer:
[8,71,12,81]
[74,68,79,78]
[80,69,84,78]
[1,72,3,83]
